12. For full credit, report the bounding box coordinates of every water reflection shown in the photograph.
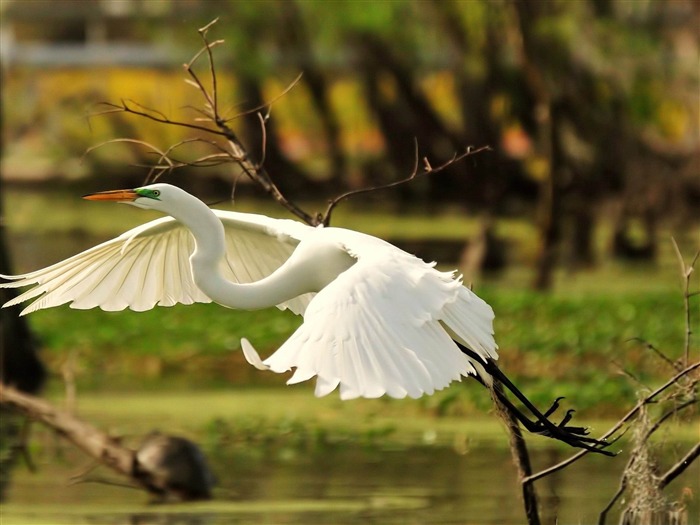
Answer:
[5,440,698,525]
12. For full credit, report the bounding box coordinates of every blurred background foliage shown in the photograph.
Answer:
[1,0,698,412]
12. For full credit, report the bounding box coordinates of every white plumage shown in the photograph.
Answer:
[1,183,498,400]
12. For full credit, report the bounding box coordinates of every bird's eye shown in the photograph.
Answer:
[153,190,160,197]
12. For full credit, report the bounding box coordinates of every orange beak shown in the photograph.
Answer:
[82,189,139,202]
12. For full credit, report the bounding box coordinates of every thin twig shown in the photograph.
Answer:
[199,20,220,118]
[659,442,700,490]
[645,398,697,441]
[670,238,698,367]
[321,141,491,225]
[69,474,142,491]
[611,358,649,389]
[257,112,268,168]
[223,73,303,123]
[598,461,630,525]
[180,25,317,225]
[597,397,697,525]
[95,100,230,137]
[626,337,681,371]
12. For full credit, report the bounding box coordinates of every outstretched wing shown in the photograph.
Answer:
[0,211,315,316]
[242,242,498,400]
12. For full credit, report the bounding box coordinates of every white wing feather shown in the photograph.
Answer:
[244,241,498,400]
[3,202,498,400]
[0,211,314,316]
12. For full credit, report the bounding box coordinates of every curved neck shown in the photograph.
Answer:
[170,200,312,310]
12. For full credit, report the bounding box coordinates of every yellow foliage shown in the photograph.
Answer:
[525,155,550,182]
[3,67,241,175]
[655,98,689,142]
[421,71,461,129]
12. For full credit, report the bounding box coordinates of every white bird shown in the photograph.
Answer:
[1,183,496,400]
[0,183,612,453]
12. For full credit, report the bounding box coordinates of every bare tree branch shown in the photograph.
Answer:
[321,141,492,225]
[0,383,136,484]
[671,238,699,366]
[179,30,317,225]
[597,397,698,524]
[598,457,632,525]
[0,382,214,501]
[94,100,230,137]
[90,19,490,230]
[223,73,303,124]
[659,442,700,490]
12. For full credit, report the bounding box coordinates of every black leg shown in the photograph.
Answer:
[456,341,615,456]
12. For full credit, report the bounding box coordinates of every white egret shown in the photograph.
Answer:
[1,183,611,453]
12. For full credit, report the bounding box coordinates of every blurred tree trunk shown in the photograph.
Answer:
[355,33,468,210]
[358,51,421,208]
[0,83,45,394]
[569,204,596,269]
[531,101,565,291]
[0,192,45,393]
[432,0,514,272]
[0,85,46,501]
[279,0,347,186]
[237,75,313,197]
[513,0,565,291]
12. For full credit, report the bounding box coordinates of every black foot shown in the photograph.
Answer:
[456,341,616,456]
[495,384,614,455]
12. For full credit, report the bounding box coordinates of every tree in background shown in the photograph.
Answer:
[209,0,699,288]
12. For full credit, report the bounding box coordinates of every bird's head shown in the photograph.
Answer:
[83,183,185,212]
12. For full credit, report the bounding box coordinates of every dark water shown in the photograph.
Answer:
[4,439,699,525]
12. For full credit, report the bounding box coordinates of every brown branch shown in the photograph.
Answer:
[492,382,541,525]
[321,142,492,226]
[670,238,699,367]
[626,337,682,371]
[178,23,317,225]
[598,457,634,525]
[0,382,137,484]
[597,397,697,524]
[0,382,214,501]
[659,442,700,490]
[94,100,229,137]
[523,360,700,484]
[646,398,697,440]
[598,480,627,525]
[223,73,303,124]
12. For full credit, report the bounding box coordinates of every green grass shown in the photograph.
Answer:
[26,284,694,416]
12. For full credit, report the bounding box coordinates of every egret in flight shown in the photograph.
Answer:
[1,183,610,454]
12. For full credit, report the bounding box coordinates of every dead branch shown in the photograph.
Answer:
[597,398,698,524]
[93,100,231,139]
[626,337,682,372]
[321,142,492,226]
[0,382,135,481]
[492,382,541,525]
[529,240,698,525]
[659,442,700,490]
[0,382,213,501]
[90,18,490,230]
[523,359,700,484]
[670,238,699,366]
